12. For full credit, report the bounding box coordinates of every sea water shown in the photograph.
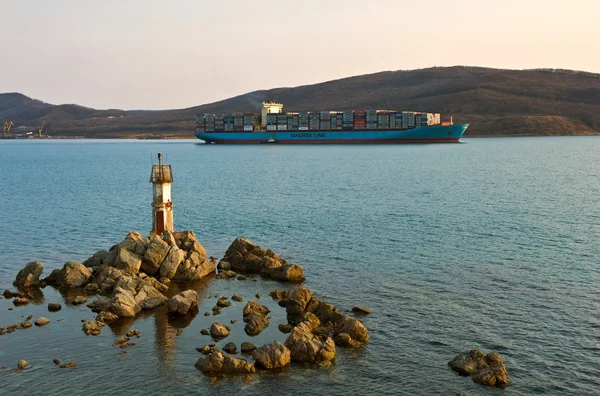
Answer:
[0,138,598,395]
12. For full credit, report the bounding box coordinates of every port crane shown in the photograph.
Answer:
[2,121,14,137]
[38,121,45,137]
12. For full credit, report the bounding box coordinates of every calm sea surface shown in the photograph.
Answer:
[0,138,599,395]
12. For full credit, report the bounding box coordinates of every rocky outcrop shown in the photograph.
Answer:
[46,261,93,288]
[168,290,199,315]
[142,236,170,275]
[284,321,336,363]
[210,322,230,339]
[252,342,291,369]
[243,301,270,336]
[448,350,508,387]
[14,261,44,288]
[195,351,256,374]
[220,237,304,282]
[332,316,369,347]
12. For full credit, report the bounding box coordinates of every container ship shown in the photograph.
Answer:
[195,101,468,144]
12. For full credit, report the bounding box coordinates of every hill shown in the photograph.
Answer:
[2,66,600,138]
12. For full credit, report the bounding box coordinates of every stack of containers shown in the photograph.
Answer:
[401,112,411,129]
[243,113,254,131]
[266,113,277,131]
[407,112,415,128]
[343,110,354,130]
[335,112,344,130]
[354,110,366,130]
[195,115,205,133]
[377,111,390,130]
[319,111,331,131]
[330,113,337,130]
[224,115,234,132]
[366,110,378,130]
[395,112,403,130]
[288,113,299,131]
[389,111,396,129]
[309,113,320,131]
[299,112,309,131]
[233,113,244,131]
[414,113,422,127]
[277,114,288,130]
[205,114,215,132]
[215,114,225,132]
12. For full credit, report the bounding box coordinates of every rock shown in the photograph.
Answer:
[55,261,93,288]
[137,276,169,294]
[82,321,102,336]
[113,337,130,346]
[448,350,508,387]
[244,313,270,336]
[351,306,372,315]
[162,231,176,246]
[114,248,142,276]
[83,283,100,294]
[66,295,88,305]
[47,302,62,312]
[223,342,237,354]
[255,293,262,299]
[125,329,141,337]
[230,319,237,324]
[269,289,288,300]
[134,285,167,310]
[59,362,77,369]
[284,322,336,363]
[53,359,61,365]
[17,360,28,369]
[97,311,119,324]
[286,284,312,317]
[269,264,305,282]
[210,322,230,339]
[111,287,141,318]
[87,297,112,313]
[204,312,211,317]
[35,317,50,326]
[195,351,256,374]
[20,321,33,329]
[237,275,247,281]
[332,316,369,347]
[278,324,293,333]
[243,301,270,317]
[241,342,257,354]
[158,245,185,279]
[216,298,231,308]
[0,328,6,335]
[94,266,124,292]
[176,329,183,336]
[216,270,237,279]
[252,342,291,369]
[198,344,217,354]
[141,236,171,274]
[200,329,210,336]
[217,260,231,271]
[13,297,30,306]
[231,294,243,302]
[25,314,33,321]
[14,261,44,288]
[83,250,110,268]
[314,301,343,326]
[167,290,199,315]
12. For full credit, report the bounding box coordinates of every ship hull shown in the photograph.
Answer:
[195,124,468,144]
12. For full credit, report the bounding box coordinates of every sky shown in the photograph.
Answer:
[1,0,599,110]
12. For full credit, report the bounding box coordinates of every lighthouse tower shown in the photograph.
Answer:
[149,153,174,236]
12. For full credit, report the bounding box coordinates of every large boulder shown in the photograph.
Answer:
[118,232,147,256]
[195,351,256,374]
[252,342,291,369]
[158,245,185,279]
[244,313,270,336]
[332,316,369,347]
[142,236,170,275]
[114,248,142,276]
[134,285,167,310]
[94,266,124,292]
[82,250,110,268]
[167,290,199,315]
[49,261,93,288]
[269,264,305,282]
[210,322,231,339]
[110,287,141,317]
[448,350,508,387]
[14,261,44,288]
[284,322,336,363]
[243,301,270,317]
[286,285,312,317]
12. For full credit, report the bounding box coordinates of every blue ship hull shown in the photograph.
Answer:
[195,124,468,144]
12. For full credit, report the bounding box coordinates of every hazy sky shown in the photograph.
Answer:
[2,0,599,110]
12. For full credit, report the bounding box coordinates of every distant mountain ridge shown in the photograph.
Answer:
[2,66,599,138]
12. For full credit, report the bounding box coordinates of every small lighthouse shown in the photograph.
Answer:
[149,153,174,236]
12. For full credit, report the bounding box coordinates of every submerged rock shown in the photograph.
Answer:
[448,350,508,387]
[351,306,372,315]
[59,362,77,369]
[14,261,44,288]
[196,351,256,374]
[252,342,291,369]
